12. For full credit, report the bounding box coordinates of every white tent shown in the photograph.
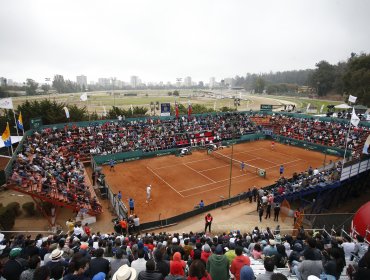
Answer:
[335,104,352,109]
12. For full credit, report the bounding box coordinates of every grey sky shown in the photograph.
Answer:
[1,0,369,84]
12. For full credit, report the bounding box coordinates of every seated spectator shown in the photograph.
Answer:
[256,256,275,280]
[188,259,211,280]
[230,246,251,280]
[138,259,162,280]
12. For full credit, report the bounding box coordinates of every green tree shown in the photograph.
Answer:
[41,84,51,95]
[52,74,65,93]
[309,60,336,96]
[253,77,265,93]
[343,53,370,106]
[26,79,39,96]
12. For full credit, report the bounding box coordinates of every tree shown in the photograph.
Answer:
[53,74,65,93]
[309,60,336,96]
[253,77,265,93]
[343,53,370,106]
[26,79,38,96]
[41,84,51,95]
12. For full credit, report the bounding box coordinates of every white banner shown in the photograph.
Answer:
[320,104,325,113]
[80,92,88,101]
[0,98,13,109]
[350,108,360,127]
[306,103,311,111]
[348,95,357,103]
[63,107,70,119]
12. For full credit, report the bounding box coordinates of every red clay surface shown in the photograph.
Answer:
[102,140,340,223]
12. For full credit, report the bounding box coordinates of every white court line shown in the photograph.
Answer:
[146,166,185,198]
[184,163,216,183]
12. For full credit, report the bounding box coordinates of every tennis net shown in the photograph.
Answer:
[209,150,260,175]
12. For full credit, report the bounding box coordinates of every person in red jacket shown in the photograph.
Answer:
[204,213,213,233]
[230,246,251,280]
[201,244,212,264]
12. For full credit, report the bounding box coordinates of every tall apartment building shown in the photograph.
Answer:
[209,77,216,88]
[184,76,192,87]
[98,78,111,88]
[76,75,87,88]
[130,76,139,88]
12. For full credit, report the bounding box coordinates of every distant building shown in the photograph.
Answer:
[184,76,192,87]
[0,77,7,86]
[7,79,13,86]
[209,77,216,88]
[131,76,139,88]
[76,75,87,88]
[98,78,110,88]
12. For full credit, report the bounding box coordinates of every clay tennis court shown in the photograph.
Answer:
[102,140,340,223]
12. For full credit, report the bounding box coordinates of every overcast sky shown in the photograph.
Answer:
[1,0,369,84]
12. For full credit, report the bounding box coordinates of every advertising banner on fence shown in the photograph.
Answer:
[363,135,370,155]
[161,103,171,116]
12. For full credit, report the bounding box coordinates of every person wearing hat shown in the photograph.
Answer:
[45,248,68,278]
[206,244,229,280]
[201,244,212,264]
[263,239,278,257]
[112,264,137,280]
[3,247,28,280]
[240,265,254,280]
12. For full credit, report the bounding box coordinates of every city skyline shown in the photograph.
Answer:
[1,0,370,83]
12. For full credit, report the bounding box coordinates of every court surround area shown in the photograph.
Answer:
[103,140,340,223]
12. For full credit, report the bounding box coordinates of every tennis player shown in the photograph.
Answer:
[240,161,245,172]
[271,141,275,150]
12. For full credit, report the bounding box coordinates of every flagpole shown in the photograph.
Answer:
[12,110,19,136]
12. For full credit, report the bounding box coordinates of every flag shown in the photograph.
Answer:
[0,98,13,109]
[350,108,360,127]
[103,106,107,117]
[63,107,70,119]
[130,104,134,114]
[17,112,24,130]
[80,92,88,101]
[348,95,357,103]
[320,104,324,113]
[306,103,311,112]
[1,122,11,147]
[175,102,179,118]
[188,102,192,118]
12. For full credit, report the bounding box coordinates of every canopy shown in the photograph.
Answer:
[0,136,23,148]
[334,104,352,109]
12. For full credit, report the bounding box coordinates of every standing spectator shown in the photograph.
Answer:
[110,159,116,171]
[117,191,122,201]
[84,223,91,236]
[119,218,127,235]
[240,161,245,172]
[256,256,275,280]
[45,248,69,278]
[258,205,264,222]
[230,246,251,280]
[66,219,75,235]
[129,198,135,214]
[204,213,213,233]
[274,203,281,222]
[92,171,96,186]
[146,184,152,203]
[206,245,229,280]
[133,215,140,233]
[131,249,147,274]
[252,187,258,202]
[294,208,301,225]
[341,236,355,261]
[89,248,111,278]
[139,259,163,280]
[279,165,284,176]
[265,203,272,219]
[248,188,253,203]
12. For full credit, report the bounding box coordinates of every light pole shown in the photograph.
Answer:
[111,77,116,106]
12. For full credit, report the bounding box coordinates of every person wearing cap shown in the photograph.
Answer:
[230,246,251,280]
[2,247,28,280]
[206,244,229,280]
[112,264,137,280]
[201,244,212,264]
[239,265,254,280]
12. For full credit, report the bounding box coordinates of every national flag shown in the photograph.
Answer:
[348,95,357,103]
[350,108,360,127]
[80,92,88,101]
[1,122,11,147]
[63,107,70,119]
[0,98,14,109]
[306,103,311,112]
[130,104,134,114]
[103,106,107,117]
[320,104,324,113]
[17,112,24,130]
[188,102,192,118]
[175,102,179,118]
